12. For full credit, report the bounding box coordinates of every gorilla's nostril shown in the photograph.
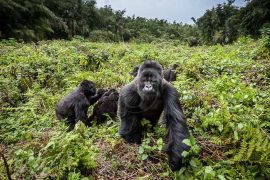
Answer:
[145,83,152,89]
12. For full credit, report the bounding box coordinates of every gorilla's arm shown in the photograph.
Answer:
[88,94,102,105]
[163,69,170,81]
[118,84,142,144]
[162,82,190,171]
[74,98,89,124]
[88,89,106,105]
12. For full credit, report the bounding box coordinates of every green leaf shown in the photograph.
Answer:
[190,159,197,167]
[141,154,148,160]
[218,175,226,180]
[205,166,215,177]
[234,131,239,141]
[237,123,244,129]
[45,141,55,149]
[182,139,191,146]
[138,146,144,154]
[178,167,186,175]
[182,151,189,157]
[157,138,163,145]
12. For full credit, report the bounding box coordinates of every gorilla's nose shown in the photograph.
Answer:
[143,83,153,92]
[145,84,151,88]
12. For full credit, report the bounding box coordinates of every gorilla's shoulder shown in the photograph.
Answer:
[120,80,138,95]
[162,80,179,95]
[119,80,140,106]
[162,79,173,88]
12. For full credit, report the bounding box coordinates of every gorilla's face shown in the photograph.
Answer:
[80,80,96,96]
[86,86,96,96]
[138,68,162,95]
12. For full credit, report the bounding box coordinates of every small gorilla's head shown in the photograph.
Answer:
[130,66,140,77]
[171,64,179,70]
[79,80,96,96]
[137,61,163,95]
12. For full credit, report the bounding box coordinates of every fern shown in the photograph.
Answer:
[233,127,270,164]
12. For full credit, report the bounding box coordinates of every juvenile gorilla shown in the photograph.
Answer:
[163,64,178,82]
[89,89,119,124]
[55,80,103,129]
[119,61,189,171]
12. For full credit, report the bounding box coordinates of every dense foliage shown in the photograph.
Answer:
[0,0,270,44]
[196,0,270,44]
[0,36,269,179]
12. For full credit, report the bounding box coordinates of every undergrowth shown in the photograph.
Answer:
[0,37,269,179]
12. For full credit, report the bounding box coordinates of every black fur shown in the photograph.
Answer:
[131,64,178,82]
[130,66,140,77]
[163,64,178,82]
[119,61,189,171]
[89,89,119,124]
[55,80,102,129]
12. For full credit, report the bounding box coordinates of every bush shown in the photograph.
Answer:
[88,30,117,42]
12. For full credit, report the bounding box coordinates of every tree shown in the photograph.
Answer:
[0,0,59,41]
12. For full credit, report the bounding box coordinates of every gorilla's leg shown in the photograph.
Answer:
[118,86,142,144]
[119,113,143,144]
[65,116,76,131]
[147,115,161,128]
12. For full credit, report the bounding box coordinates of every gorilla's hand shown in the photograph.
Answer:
[97,88,107,96]
[88,88,107,105]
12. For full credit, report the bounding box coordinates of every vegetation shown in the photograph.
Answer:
[0,35,269,179]
[1,0,270,179]
[196,0,270,44]
[0,0,270,44]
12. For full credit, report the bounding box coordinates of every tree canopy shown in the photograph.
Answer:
[0,0,269,44]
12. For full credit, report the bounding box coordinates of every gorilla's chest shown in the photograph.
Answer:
[139,97,163,115]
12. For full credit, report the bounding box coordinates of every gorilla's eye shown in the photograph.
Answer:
[141,76,148,81]
[144,75,154,81]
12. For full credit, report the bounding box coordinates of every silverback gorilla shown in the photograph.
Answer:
[55,80,103,129]
[89,89,119,124]
[118,61,190,171]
